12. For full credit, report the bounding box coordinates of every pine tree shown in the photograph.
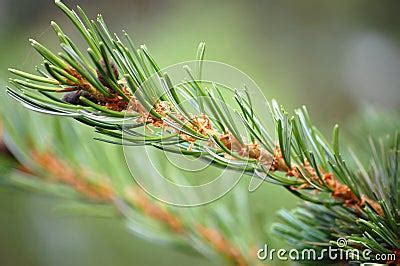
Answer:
[3,1,399,264]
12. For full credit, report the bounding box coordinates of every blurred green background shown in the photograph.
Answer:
[0,0,399,265]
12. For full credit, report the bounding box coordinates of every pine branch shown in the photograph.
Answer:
[7,0,384,213]
[3,141,256,265]
[4,0,400,264]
